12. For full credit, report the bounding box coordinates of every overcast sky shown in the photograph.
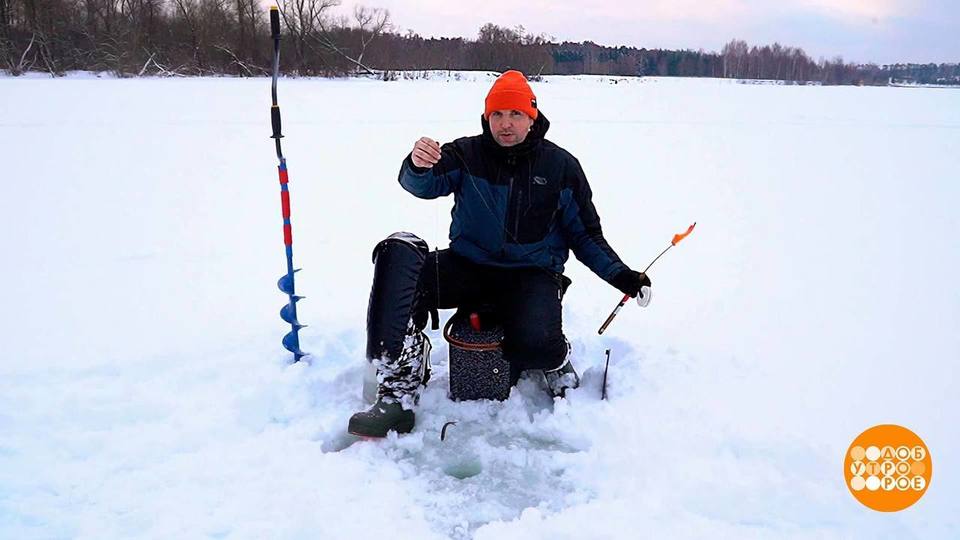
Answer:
[338,0,958,65]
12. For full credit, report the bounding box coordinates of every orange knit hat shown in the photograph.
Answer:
[484,70,538,120]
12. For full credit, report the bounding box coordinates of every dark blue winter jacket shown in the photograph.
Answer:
[398,112,628,283]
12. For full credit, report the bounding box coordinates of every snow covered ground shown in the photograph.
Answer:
[1,73,958,539]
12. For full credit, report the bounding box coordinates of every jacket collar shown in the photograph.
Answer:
[480,111,550,158]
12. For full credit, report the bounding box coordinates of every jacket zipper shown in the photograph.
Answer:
[505,175,513,249]
[503,156,522,249]
[515,184,522,239]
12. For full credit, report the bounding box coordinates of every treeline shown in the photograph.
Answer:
[1,0,957,86]
[0,0,392,75]
[720,39,864,84]
[884,63,960,85]
[719,40,960,86]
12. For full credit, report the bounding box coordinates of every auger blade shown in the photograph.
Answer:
[280,297,304,324]
[282,329,306,358]
[277,269,301,295]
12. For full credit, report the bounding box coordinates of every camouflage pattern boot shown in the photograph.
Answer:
[348,320,431,437]
[543,342,579,398]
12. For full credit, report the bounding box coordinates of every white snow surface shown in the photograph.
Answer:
[1,74,958,539]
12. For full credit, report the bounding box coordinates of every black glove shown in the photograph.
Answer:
[610,269,651,298]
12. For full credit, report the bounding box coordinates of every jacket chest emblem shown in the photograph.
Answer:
[533,176,548,185]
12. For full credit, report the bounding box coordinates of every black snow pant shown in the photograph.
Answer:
[366,233,570,400]
[417,249,570,383]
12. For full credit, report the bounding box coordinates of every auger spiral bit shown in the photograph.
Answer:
[270,5,308,362]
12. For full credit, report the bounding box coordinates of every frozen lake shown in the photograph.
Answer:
[1,73,957,538]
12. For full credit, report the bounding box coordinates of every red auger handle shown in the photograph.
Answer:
[598,294,630,335]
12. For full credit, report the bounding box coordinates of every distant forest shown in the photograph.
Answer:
[2,0,958,86]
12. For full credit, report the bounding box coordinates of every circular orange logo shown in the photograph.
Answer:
[845,424,932,512]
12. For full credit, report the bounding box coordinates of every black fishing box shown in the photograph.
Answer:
[444,309,510,401]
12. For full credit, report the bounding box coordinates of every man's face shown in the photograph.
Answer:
[489,109,534,147]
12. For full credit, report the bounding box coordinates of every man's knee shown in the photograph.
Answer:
[371,232,429,278]
[504,326,567,371]
[366,232,430,360]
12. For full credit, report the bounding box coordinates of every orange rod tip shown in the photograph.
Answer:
[671,222,697,246]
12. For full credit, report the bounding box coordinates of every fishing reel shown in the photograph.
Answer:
[637,285,652,308]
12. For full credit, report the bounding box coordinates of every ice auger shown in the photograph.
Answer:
[270,6,307,361]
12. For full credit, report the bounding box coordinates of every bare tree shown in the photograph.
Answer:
[277,0,338,74]
[172,0,204,72]
[350,5,387,69]
[0,0,10,38]
[308,4,390,75]
[721,39,748,78]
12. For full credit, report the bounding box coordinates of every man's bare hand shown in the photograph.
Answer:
[411,137,441,168]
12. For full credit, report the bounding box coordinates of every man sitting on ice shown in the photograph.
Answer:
[348,70,650,437]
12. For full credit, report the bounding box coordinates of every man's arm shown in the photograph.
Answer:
[558,155,630,283]
[398,138,463,199]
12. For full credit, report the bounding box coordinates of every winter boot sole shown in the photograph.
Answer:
[347,409,416,438]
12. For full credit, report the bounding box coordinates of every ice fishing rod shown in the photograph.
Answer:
[598,222,696,335]
[270,5,308,361]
